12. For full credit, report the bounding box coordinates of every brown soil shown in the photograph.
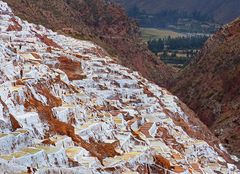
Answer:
[36,34,62,49]
[57,56,86,81]
[7,17,22,31]
[9,114,22,131]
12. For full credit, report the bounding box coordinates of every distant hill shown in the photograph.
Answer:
[113,0,240,24]
[112,0,240,33]
[170,18,240,159]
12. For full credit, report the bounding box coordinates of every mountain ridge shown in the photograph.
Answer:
[112,0,240,24]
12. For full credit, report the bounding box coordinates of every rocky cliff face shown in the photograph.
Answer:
[3,0,174,88]
[171,18,240,160]
[0,1,239,173]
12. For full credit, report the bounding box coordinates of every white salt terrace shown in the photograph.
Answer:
[0,1,239,174]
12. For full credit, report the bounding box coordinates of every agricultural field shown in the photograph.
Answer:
[140,28,185,41]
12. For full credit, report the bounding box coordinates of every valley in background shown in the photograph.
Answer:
[113,0,240,68]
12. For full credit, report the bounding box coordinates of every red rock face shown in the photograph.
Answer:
[170,18,240,159]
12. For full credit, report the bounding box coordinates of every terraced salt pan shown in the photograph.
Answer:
[0,1,239,173]
[0,130,33,155]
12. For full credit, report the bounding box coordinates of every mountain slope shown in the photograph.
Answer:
[170,18,240,159]
[0,1,239,173]
[113,0,240,24]
[3,0,174,88]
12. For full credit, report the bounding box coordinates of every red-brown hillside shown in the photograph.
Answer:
[171,18,240,158]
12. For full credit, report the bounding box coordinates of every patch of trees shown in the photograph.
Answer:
[161,56,189,66]
[147,36,208,53]
[147,39,164,54]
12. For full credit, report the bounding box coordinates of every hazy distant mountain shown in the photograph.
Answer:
[113,0,240,24]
